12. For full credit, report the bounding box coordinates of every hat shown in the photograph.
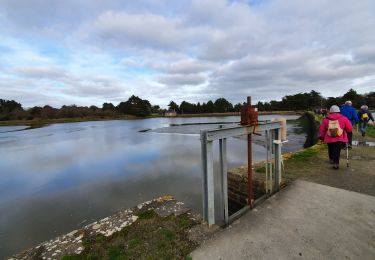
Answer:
[329,105,340,113]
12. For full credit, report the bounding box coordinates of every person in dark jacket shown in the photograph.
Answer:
[357,105,374,137]
[319,105,352,169]
[340,100,358,148]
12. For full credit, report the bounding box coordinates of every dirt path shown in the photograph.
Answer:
[283,131,375,196]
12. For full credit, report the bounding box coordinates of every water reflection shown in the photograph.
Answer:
[0,115,300,257]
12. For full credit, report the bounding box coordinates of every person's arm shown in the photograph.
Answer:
[318,119,327,140]
[357,110,362,121]
[369,111,375,122]
[345,117,353,133]
[353,109,359,124]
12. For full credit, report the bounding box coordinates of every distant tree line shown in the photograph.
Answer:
[168,89,375,114]
[168,98,243,114]
[1,89,374,121]
[0,95,159,121]
[256,89,375,111]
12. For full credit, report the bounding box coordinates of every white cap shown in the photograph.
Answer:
[330,105,340,113]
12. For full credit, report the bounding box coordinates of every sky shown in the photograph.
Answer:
[0,0,375,108]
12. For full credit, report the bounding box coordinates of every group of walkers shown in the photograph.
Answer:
[318,101,374,169]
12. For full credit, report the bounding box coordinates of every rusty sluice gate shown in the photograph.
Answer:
[200,96,286,226]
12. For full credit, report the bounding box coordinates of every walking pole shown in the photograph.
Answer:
[346,142,349,168]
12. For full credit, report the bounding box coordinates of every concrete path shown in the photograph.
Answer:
[192,180,375,260]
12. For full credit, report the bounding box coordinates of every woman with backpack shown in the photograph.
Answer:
[357,105,374,137]
[319,105,352,169]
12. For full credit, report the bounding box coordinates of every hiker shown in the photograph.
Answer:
[340,100,358,148]
[319,105,352,169]
[357,105,374,137]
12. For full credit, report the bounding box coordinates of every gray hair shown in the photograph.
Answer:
[361,105,368,110]
[345,100,352,105]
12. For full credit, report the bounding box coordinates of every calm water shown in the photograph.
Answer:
[0,115,300,257]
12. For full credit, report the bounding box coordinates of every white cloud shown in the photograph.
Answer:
[1,0,375,108]
[157,73,207,86]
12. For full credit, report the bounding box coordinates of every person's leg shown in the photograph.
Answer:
[327,143,334,163]
[347,131,353,147]
[331,142,342,169]
[359,121,365,136]
[362,120,368,137]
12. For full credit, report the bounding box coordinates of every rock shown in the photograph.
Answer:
[66,230,78,237]
[92,224,101,230]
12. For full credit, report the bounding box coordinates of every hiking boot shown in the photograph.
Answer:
[333,164,339,170]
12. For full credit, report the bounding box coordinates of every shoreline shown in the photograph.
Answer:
[0,111,302,127]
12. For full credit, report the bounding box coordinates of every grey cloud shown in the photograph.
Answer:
[61,76,127,99]
[157,73,206,86]
[84,11,207,51]
[15,66,67,80]
[151,59,215,74]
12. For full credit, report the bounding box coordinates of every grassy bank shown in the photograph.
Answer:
[62,209,196,260]
[366,124,375,138]
[272,128,375,196]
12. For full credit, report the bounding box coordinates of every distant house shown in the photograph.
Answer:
[165,109,177,117]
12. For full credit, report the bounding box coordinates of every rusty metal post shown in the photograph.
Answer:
[247,96,254,207]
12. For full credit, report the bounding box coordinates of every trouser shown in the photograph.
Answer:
[328,142,343,164]
[359,120,368,134]
[347,131,353,146]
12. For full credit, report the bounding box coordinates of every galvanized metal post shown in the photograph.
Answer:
[206,139,215,225]
[219,125,229,225]
[200,131,208,221]
[219,135,228,225]
[265,130,269,193]
[274,129,281,191]
[201,130,215,225]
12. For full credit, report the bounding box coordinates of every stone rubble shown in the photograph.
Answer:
[9,195,196,260]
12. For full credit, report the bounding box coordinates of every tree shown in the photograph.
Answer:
[204,100,215,113]
[151,105,161,113]
[30,106,42,117]
[342,88,364,107]
[90,105,99,111]
[168,101,179,112]
[0,99,22,114]
[0,99,23,120]
[40,105,57,119]
[214,98,233,113]
[102,102,115,111]
[233,103,243,112]
[179,101,196,114]
[117,95,151,117]
[365,92,375,108]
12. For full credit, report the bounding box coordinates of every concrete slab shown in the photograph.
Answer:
[192,180,375,260]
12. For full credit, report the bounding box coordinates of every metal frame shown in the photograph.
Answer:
[200,122,283,226]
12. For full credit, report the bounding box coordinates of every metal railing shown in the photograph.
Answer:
[200,121,283,226]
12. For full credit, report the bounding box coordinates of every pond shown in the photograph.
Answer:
[0,115,301,257]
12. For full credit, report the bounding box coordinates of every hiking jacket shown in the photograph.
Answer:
[319,113,352,143]
[357,109,374,122]
[340,104,359,125]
